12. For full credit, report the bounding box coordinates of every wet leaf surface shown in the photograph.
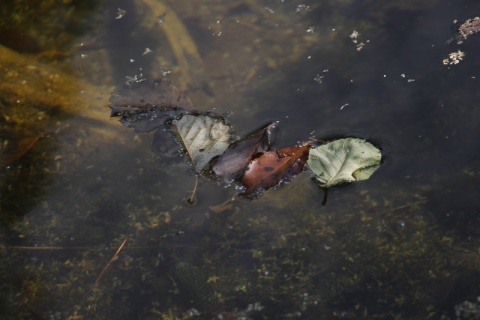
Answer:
[212,122,276,182]
[173,114,231,172]
[307,138,382,188]
[108,79,384,202]
[241,142,312,195]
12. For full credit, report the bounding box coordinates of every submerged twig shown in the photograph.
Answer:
[209,195,238,213]
[94,239,127,287]
[0,239,260,252]
[374,199,428,215]
[0,133,47,167]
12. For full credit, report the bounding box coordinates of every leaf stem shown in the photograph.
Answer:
[187,175,198,204]
[322,188,329,206]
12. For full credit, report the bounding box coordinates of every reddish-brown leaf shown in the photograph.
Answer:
[212,122,276,182]
[241,142,312,195]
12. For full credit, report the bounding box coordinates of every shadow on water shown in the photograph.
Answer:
[2,0,480,319]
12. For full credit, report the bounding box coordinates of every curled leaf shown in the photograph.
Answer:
[173,114,231,172]
[241,143,312,195]
[212,122,276,182]
[307,137,381,188]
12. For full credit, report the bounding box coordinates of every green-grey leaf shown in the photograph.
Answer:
[173,114,231,171]
[307,138,381,188]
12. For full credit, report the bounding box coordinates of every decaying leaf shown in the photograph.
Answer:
[241,143,312,195]
[307,137,381,188]
[109,77,385,204]
[110,77,194,111]
[212,122,276,182]
[109,78,194,132]
[173,114,231,172]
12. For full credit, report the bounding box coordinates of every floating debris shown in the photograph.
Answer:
[296,4,311,14]
[314,70,328,84]
[444,17,477,64]
[446,17,480,44]
[400,74,415,83]
[115,8,126,20]
[265,7,275,14]
[142,47,153,55]
[314,74,324,83]
[457,16,480,44]
[442,50,465,65]
[157,12,167,26]
[349,30,369,51]
[349,30,360,43]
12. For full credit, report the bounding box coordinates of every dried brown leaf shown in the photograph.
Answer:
[241,142,312,195]
[212,122,276,182]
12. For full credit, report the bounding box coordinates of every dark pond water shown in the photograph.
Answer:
[1,0,480,319]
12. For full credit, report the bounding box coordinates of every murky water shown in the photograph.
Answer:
[1,0,480,319]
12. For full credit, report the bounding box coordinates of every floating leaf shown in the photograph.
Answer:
[108,77,385,205]
[307,137,381,188]
[241,143,312,195]
[109,78,194,132]
[212,122,276,182]
[173,114,231,172]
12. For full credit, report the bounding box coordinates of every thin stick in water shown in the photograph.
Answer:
[94,239,127,287]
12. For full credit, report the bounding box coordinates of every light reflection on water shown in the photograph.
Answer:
[1,0,480,319]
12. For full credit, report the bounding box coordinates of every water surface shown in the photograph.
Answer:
[1,0,480,319]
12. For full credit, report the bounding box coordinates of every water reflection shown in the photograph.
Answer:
[1,0,480,319]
